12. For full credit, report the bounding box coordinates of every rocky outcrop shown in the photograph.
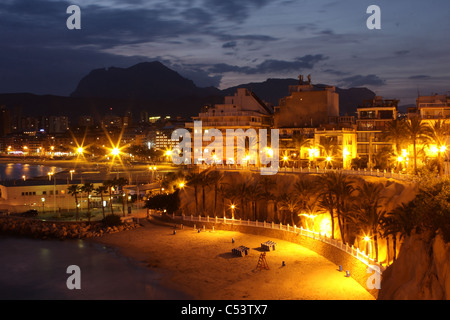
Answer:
[0,216,140,240]
[379,230,450,300]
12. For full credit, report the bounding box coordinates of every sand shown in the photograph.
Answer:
[91,219,374,300]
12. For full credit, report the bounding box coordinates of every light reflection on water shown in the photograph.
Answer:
[0,237,190,300]
[0,163,62,180]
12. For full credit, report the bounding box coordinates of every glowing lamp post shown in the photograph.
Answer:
[70,170,75,180]
[230,204,236,220]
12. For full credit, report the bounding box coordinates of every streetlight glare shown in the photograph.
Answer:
[111,147,120,156]
[77,147,84,154]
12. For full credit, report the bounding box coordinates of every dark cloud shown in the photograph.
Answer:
[338,74,386,87]
[208,55,328,74]
[409,75,431,80]
[322,69,350,76]
[222,41,237,49]
[203,0,271,23]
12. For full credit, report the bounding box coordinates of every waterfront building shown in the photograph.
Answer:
[274,76,339,128]
[0,179,105,212]
[185,88,273,164]
[355,96,399,168]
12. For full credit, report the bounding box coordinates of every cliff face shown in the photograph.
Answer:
[379,230,450,300]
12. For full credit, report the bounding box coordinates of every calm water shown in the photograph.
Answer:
[0,237,190,300]
[0,162,63,181]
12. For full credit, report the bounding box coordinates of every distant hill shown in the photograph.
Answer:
[0,61,377,122]
[71,61,221,100]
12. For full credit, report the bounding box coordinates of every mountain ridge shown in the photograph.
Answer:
[1,61,380,122]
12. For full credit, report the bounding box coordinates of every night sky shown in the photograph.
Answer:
[1,0,449,105]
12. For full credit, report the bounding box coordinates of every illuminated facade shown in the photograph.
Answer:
[356,96,398,167]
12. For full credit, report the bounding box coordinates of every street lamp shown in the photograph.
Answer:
[47,172,56,213]
[70,170,75,180]
[230,203,236,219]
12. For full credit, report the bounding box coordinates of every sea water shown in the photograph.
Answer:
[0,236,190,300]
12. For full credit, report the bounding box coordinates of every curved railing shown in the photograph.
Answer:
[197,164,414,182]
[165,212,385,276]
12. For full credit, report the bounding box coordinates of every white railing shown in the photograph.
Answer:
[197,164,414,182]
[164,212,385,274]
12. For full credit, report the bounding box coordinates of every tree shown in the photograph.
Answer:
[405,117,429,174]
[81,182,94,215]
[381,202,415,263]
[145,189,180,214]
[300,201,324,230]
[234,181,253,220]
[67,184,80,220]
[425,120,447,176]
[186,171,203,214]
[257,176,276,221]
[277,192,302,226]
[206,170,223,217]
[318,136,341,166]
[383,119,407,155]
[247,182,262,221]
[219,183,239,219]
[351,182,386,261]
[293,133,310,158]
[315,172,355,242]
[316,174,336,239]
[103,180,115,215]
[114,177,128,216]
[95,185,108,219]
[294,178,312,212]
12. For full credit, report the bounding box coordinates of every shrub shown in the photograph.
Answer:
[102,214,122,227]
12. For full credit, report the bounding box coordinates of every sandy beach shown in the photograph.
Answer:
[91,219,374,300]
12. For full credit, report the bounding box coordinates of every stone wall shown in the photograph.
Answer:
[0,216,140,240]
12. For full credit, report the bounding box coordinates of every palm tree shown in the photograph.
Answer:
[219,183,239,219]
[114,177,128,216]
[293,133,310,160]
[318,136,341,167]
[277,192,302,226]
[206,170,223,216]
[425,120,447,176]
[95,185,108,219]
[257,176,276,221]
[405,117,429,174]
[234,181,253,220]
[332,173,355,244]
[198,170,212,216]
[315,172,354,242]
[103,180,115,215]
[351,182,386,261]
[247,182,262,221]
[294,178,312,212]
[186,171,203,214]
[316,174,336,239]
[81,182,94,214]
[67,184,80,220]
[300,201,324,230]
[383,119,407,155]
[381,201,418,262]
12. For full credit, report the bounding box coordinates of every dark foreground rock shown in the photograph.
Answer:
[0,216,141,240]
